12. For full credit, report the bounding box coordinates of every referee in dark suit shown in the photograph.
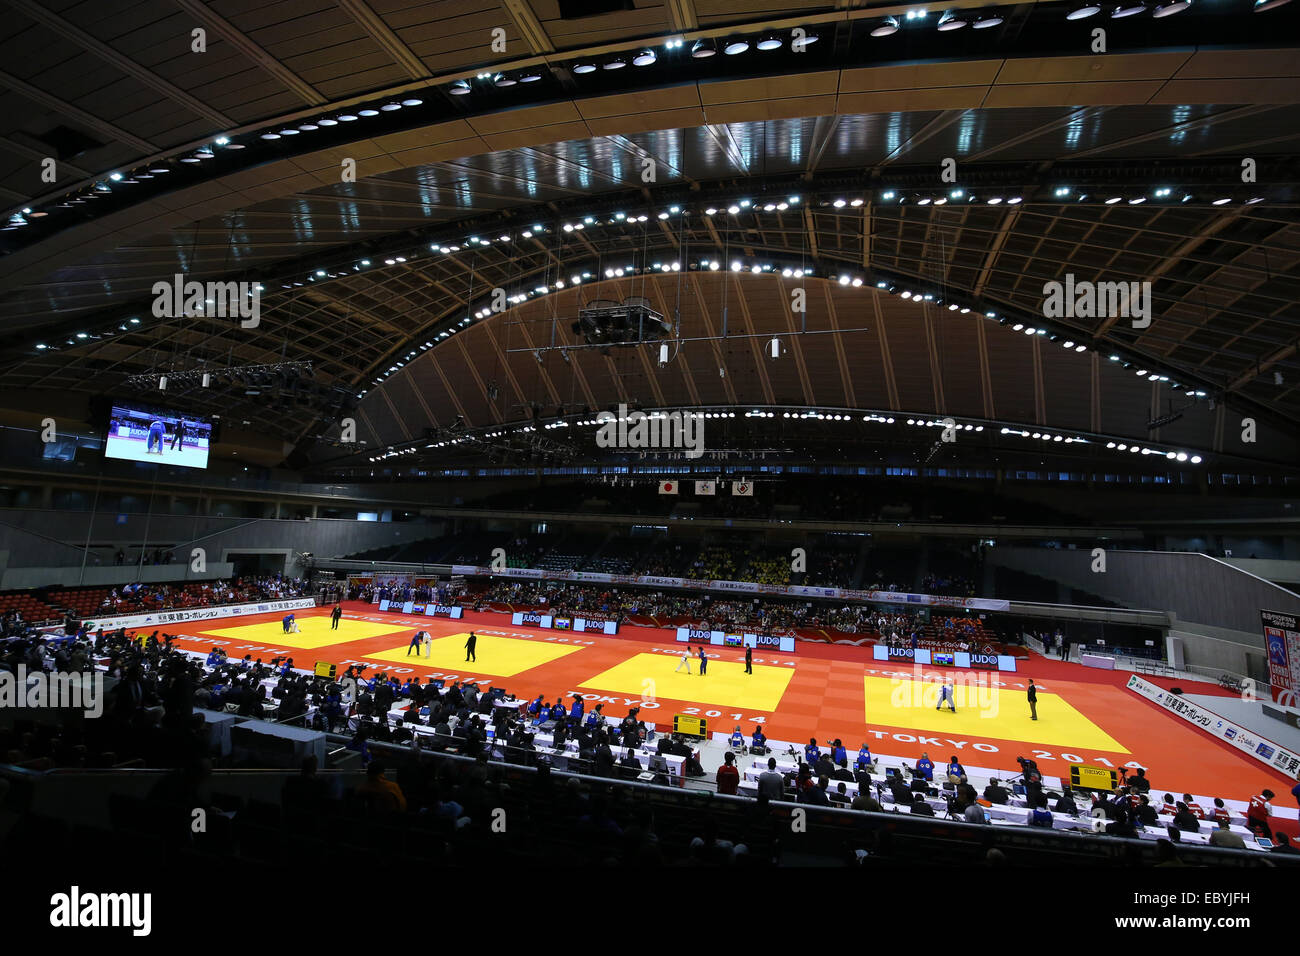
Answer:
[744,645,752,674]
[465,631,477,662]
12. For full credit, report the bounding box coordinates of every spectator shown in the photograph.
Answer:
[983,778,1009,805]
[1171,801,1200,833]
[356,762,407,813]
[716,752,740,795]
[852,781,882,812]
[1208,818,1246,849]
[1271,833,1300,855]
[757,757,785,801]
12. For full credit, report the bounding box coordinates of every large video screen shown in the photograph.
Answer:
[105,405,212,469]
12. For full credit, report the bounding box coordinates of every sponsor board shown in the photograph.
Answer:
[507,611,615,634]
[511,611,552,628]
[673,626,795,653]
[872,645,1018,672]
[84,597,316,631]
[1126,674,1300,777]
[425,604,464,619]
[1261,609,1300,701]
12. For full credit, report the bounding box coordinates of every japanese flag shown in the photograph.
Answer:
[658,480,678,494]
[695,480,715,495]
[732,481,753,496]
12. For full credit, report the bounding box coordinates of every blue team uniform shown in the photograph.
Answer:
[752,730,766,750]
[805,742,821,764]
[916,757,934,781]
[831,744,847,765]
[856,746,873,770]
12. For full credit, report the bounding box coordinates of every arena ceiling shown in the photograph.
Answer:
[0,0,1298,468]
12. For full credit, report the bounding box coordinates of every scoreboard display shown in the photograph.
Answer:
[1069,763,1118,792]
[673,714,707,738]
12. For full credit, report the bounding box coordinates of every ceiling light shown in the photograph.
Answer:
[494,73,517,86]
[1067,3,1102,17]
[358,109,379,116]
[1006,197,1022,204]
[338,114,358,122]
[1212,197,1231,205]
[1129,197,1146,204]
[1153,0,1191,13]
[1254,0,1291,8]
[724,39,750,55]
[402,98,424,106]
[572,61,597,74]
[871,16,901,35]
[691,39,717,58]
[603,55,627,70]
[938,10,969,29]
[633,49,657,65]
[1111,2,1146,15]
[973,13,1004,27]
[757,34,783,50]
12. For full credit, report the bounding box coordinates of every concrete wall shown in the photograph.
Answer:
[1222,558,1300,587]
[0,562,236,590]
[1169,626,1271,683]
[0,509,447,570]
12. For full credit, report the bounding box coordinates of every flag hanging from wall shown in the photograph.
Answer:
[658,480,679,494]
[732,481,753,496]
[695,480,715,495]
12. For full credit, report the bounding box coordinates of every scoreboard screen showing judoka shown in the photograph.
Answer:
[105,404,212,469]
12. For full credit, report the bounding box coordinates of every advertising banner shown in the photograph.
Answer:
[1126,674,1300,777]
[86,597,316,631]
[1261,609,1300,703]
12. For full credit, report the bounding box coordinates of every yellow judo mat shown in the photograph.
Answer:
[365,632,582,677]
[580,652,793,712]
[201,617,409,650]
[864,674,1128,752]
